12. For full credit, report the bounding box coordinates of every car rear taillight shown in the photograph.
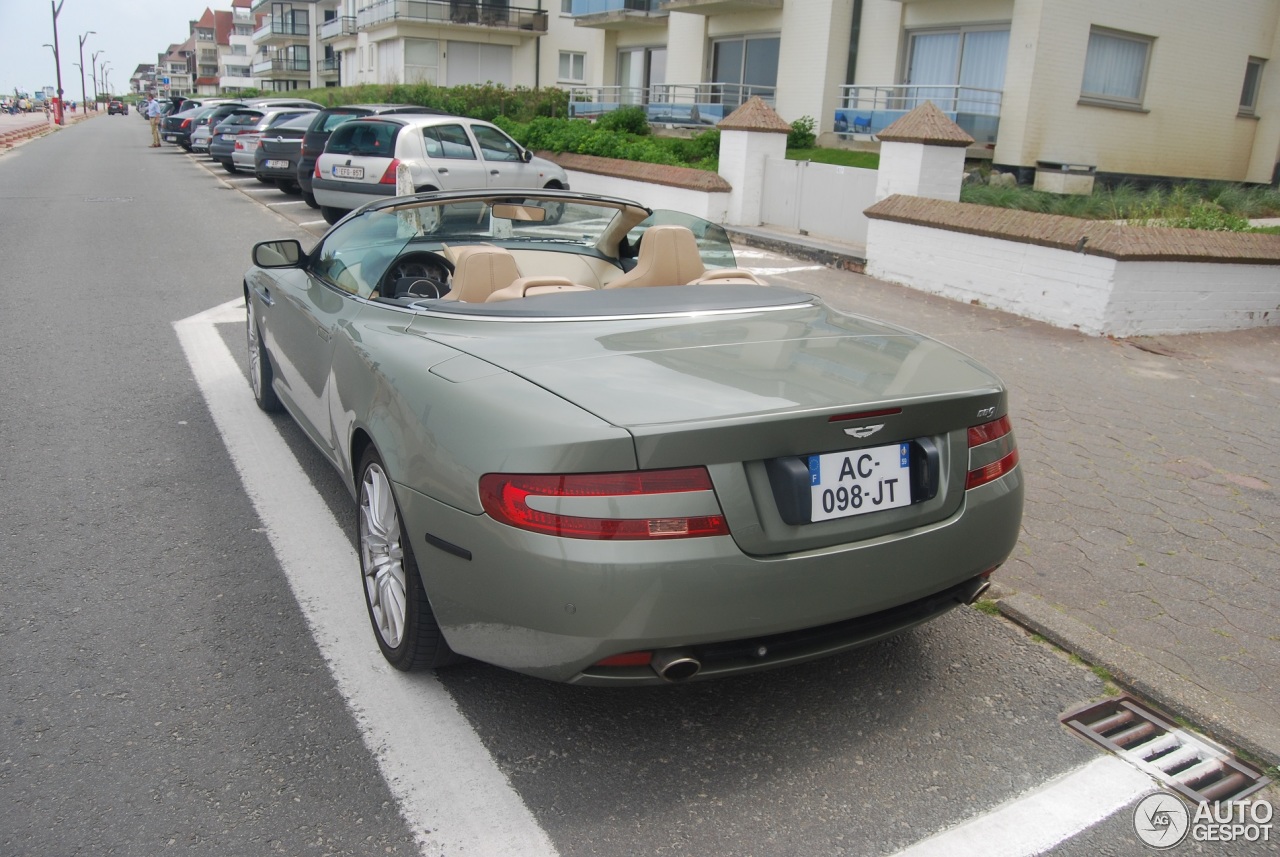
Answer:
[313,159,322,179]
[234,139,244,151]
[966,415,1019,489]
[479,468,730,540]
[181,118,191,129]
[378,158,401,185]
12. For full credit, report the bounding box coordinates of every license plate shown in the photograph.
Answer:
[808,442,912,522]
[332,165,364,179]
[265,159,290,169]
[163,134,176,141]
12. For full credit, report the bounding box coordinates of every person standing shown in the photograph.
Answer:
[146,94,163,147]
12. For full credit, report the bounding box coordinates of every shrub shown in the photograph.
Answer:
[787,115,816,149]
[596,106,650,136]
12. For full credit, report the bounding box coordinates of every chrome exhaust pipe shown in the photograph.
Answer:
[651,650,701,682]
[965,579,992,605]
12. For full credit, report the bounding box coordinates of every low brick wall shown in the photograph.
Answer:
[865,195,1280,336]
[538,151,730,221]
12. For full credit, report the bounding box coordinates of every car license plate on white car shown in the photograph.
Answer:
[332,165,364,179]
[265,159,290,169]
[808,442,912,522]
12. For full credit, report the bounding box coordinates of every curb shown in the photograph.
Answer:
[998,591,1280,770]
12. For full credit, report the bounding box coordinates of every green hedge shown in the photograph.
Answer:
[293,82,569,122]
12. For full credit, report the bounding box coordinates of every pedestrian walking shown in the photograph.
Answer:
[145,94,162,147]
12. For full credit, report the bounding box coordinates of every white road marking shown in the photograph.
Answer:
[886,755,1156,857]
[300,219,328,228]
[267,200,310,207]
[174,299,559,857]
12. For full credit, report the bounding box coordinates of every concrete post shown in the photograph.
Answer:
[872,101,974,203]
[716,96,791,227]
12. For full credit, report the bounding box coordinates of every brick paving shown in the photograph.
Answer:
[737,238,1280,766]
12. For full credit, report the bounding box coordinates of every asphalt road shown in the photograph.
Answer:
[0,114,1269,856]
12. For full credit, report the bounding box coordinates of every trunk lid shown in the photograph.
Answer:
[413,293,1008,555]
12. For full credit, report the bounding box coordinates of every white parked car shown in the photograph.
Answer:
[312,115,569,224]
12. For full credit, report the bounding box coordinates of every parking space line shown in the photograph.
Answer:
[267,200,310,207]
[885,755,1155,857]
[174,300,560,857]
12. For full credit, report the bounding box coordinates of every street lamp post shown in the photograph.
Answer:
[91,50,102,108]
[50,0,66,125]
[78,30,96,117]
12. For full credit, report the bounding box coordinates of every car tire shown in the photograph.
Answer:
[245,296,283,413]
[357,448,459,671]
[276,179,300,194]
[321,206,346,225]
[255,175,272,185]
[302,190,319,209]
[222,161,237,174]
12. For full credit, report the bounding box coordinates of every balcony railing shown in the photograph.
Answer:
[251,57,311,75]
[356,0,548,32]
[570,0,662,12]
[835,84,1002,144]
[318,16,358,40]
[318,56,341,74]
[253,18,311,41]
[569,82,774,125]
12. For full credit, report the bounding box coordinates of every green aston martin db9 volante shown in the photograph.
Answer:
[244,188,1023,685]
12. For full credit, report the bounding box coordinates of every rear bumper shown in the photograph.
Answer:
[312,177,395,210]
[396,466,1023,684]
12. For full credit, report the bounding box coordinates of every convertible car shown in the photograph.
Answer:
[244,189,1023,685]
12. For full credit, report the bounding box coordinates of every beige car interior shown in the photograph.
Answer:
[602,225,765,289]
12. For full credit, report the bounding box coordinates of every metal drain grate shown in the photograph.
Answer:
[1061,696,1272,804]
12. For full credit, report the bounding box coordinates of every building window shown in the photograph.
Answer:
[1080,27,1153,109]
[1240,56,1264,116]
[561,0,572,13]
[559,51,585,83]
[904,26,1008,114]
[711,35,780,106]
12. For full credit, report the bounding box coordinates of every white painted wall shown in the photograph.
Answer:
[866,219,1280,336]
[561,169,728,222]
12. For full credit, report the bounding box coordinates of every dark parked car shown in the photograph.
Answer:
[231,108,317,173]
[209,99,322,171]
[160,106,210,150]
[297,104,445,209]
[253,112,316,193]
[107,100,125,115]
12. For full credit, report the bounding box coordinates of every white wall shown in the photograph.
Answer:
[561,169,728,222]
[866,219,1280,336]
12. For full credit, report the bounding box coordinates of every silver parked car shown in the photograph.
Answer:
[243,188,1024,685]
[311,115,569,224]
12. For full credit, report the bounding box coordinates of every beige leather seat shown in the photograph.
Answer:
[604,224,706,289]
[443,245,522,303]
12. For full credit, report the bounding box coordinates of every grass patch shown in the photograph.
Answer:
[971,598,1001,616]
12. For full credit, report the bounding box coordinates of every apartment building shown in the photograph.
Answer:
[568,0,1280,185]
[307,0,604,90]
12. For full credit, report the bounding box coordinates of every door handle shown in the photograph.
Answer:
[490,169,500,176]
[258,287,274,307]
[437,167,449,175]
[315,327,331,342]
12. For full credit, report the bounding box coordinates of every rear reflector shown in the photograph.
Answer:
[966,415,1019,489]
[479,468,729,540]
[313,160,322,179]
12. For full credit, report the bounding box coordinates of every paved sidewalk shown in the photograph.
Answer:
[733,228,1280,769]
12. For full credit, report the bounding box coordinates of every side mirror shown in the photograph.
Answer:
[520,148,533,163]
[252,239,305,268]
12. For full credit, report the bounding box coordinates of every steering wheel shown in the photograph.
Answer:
[379,250,455,298]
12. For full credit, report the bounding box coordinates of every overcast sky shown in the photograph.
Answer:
[0,0,214,98]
